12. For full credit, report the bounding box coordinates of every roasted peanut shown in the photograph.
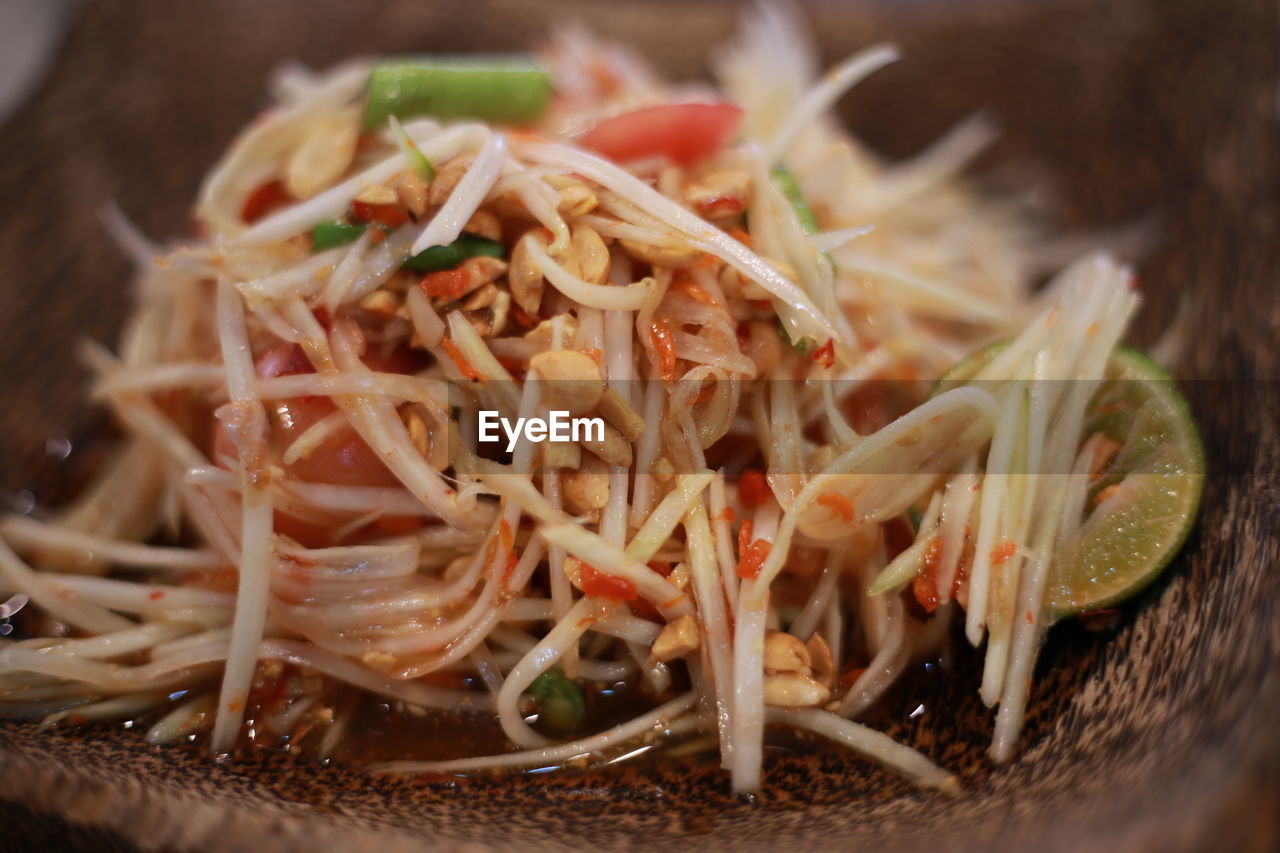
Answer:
[530,349,604,414]
[460,255,507,290]
[562,455,610,515]
[403,407,430,458]
[556,184,598,217]
[668,561,691,591]
[651,613,700,662]
[464,209,502,242]
[525,313,579,347]
[763,630,812,675]
[462,282,499,311]
[285,109,359,200]
[763,673,830,707]
[596,385,645,442]
[397,170,429,218]
[581,421,633,467]
[428,156,473,205]
[509,229,548,313]
[488,289,511,337]
[353,184,398,206]
[684,170,750,219]
[563,224,610,285]
[806,634,836,687]
[542,440,582,470]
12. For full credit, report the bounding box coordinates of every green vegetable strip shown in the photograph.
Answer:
[403,233,505,272]
[365,59,553,129]
[389,116,436,181]
[777,317,808,353]
[529,669,586,735]
[772,165,820,235]
[907,506,924,533]
[312,220,366,250]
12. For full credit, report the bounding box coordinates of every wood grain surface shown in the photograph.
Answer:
[0,0,1276,850]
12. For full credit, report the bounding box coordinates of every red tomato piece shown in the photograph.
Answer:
[738,468,770,509]
[580,563,638,602]
[211,342,424,547]
[351,200,410,228]
[580,103,743,166]
[647,560,674,577]
[735,538,772,580]
[241,179,291,224]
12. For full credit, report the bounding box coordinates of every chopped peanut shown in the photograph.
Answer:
[596,386,646,442]
[651,613,700,662]
[556,183,598,217]
[525,313,579,348]
[460,255,507,290]
[509,229,548,314]
[462,282,499,311]
[285,109,358,200]
[427,156,473,205]
[563,224,610,285]
[531,349,604,414]
[397,170,429,218]
[806,634,835,687]
[684,170,750,220]
[487,290,511,338]
[581,421,633,467]
[562,455,610,516]
[464,209,502,242]
[353,184,399,206]
[763,630,811,675]
[763,673,830,707]
[402,407,430,458]
[542,440,582,470]
[668,561,691,591]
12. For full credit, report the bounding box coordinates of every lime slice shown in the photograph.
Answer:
[937,343,1204,617]
[1050,347,1204,614]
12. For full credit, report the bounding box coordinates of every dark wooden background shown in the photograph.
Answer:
[0,0,1276,851]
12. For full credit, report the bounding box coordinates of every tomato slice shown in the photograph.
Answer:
[350,200,410,228]
[241,179,291,224]
[580,563,638,602]
[212,341,424,546]
[580,102,743,166]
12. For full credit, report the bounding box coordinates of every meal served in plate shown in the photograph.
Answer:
[0,5,1202,793]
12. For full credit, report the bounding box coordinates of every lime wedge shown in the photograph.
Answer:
[1049,347,1203,615]
[936,343,1204,617]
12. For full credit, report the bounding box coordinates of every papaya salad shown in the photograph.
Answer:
[0,6,1202,793]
